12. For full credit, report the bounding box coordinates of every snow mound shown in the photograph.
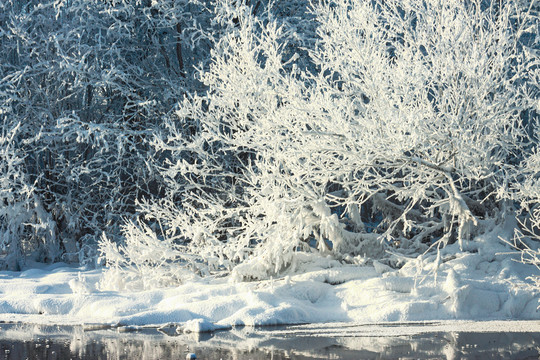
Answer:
[180,318,229,333]
[0,239,538,331]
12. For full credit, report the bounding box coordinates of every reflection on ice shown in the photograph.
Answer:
[0,323,539,359]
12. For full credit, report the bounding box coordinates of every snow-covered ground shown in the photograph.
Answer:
[0,235,539,332]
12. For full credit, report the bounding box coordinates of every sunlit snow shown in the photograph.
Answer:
[0,235,538,331]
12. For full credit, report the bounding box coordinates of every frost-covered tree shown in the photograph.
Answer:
[300,0,537,252]
[102,0,538,286]
[103,0,314,286]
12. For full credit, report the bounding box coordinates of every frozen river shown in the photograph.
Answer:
[0,322,539,359]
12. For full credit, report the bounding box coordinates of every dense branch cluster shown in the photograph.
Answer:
[0,0,213,269]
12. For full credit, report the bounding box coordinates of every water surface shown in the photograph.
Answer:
[0,322,539,359]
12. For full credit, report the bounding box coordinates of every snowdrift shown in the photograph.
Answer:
[0,237,538,332]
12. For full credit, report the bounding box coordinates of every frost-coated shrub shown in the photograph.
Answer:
[105,0,539,285]
[306,0,537,251]
[98,221,201,291]
[115,1,324,282]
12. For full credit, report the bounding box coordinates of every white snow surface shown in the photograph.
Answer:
[0,238,539,332]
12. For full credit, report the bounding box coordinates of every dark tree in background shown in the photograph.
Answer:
[0,0,215,269]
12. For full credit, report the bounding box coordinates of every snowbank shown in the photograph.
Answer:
[0,239,538,331]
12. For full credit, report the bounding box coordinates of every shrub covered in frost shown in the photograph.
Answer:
[108,0,538,286]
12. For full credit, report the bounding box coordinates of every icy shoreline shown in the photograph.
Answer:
[3,320,540,336]
[1,321,540,360]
